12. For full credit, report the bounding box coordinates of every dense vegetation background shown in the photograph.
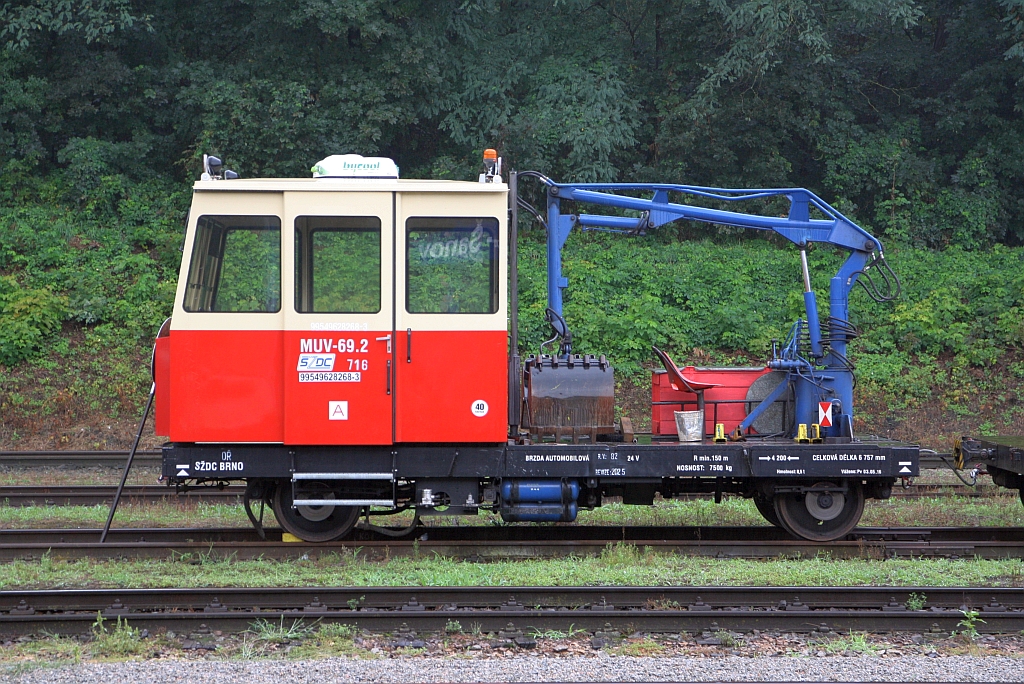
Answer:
[2,0,1024,447]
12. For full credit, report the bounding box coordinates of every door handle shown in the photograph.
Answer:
[407,328,412,363]
[386,360,391,395]
[375,334,392,354]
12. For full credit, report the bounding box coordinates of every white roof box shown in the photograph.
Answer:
[311,154,399,179]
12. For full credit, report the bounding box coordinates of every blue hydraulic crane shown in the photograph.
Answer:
[513,173,900,441]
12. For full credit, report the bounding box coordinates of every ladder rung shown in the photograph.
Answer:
[292,472,394,481]
[293,499,394,507]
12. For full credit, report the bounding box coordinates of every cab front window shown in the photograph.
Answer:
[406,217,499,314]
[183,215,281,313]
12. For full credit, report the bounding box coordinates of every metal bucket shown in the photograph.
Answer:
[674,409,704,442]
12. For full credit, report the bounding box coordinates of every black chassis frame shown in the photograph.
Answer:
[163,439,919,510]
[960,437,1024,491]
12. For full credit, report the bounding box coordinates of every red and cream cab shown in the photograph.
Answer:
[155,155,509,448]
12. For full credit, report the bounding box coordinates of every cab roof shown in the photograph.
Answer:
[193,178,508,193]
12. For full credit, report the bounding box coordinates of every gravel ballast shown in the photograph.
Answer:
[7,655,1024,683]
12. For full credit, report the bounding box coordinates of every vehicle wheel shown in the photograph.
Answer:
[272,480,361,542]
[773,481,864,542]
[753,494,783,528]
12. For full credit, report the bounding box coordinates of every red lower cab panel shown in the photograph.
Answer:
[163,329,507,445]
[169,330,284,443]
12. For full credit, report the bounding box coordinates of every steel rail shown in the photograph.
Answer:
[0,585,1020,636]
[0,485,244,506]
[0,451,162,468]
[0,526,1021,561]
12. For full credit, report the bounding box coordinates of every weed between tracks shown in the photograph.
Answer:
[1,543,1022,590]
[0,500,258,530]
[0,466,163,487]
[3,620,1024,671]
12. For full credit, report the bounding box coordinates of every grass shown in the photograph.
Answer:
[0,543,1022,590]
[1,615,153,672]
[0,500,257,529]
[814,631,879,655]
[0,466,162,487]
[247,617,317,643]
[89,615,147,659]
[288,622,364,659]
[613,637,666,656]
[240,621,364,660]
[531,625,588,639]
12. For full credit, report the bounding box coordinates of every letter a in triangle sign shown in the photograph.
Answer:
[818,401,833,428]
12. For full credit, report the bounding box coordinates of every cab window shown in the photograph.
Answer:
[294,216,381,313]
[406,217,498,314]
[183,215,281,313]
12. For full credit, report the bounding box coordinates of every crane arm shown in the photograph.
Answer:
[515,172,900,439]
[537,178,886,317]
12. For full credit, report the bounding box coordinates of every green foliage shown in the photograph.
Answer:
[500,57,640,181]
[515,231,1024,418]
[906,592,927,611]
[1,1,1022,248]
[0,165,185,344]
[1,0,1024,430]
[956,607,985,640]
[247,617,315,643]
[89,614,145,658]
[307,228,381,313]
[0,275,66,365]
[819,630,878,655]
[0,0,149,49]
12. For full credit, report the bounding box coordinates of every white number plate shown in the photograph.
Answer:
[298,371,361,383]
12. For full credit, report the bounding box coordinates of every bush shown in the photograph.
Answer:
[0,275,66,365]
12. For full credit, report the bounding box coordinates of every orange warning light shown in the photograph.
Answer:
[483,148,498,161]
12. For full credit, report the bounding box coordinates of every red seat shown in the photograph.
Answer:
[652,346,721,393]
[652,346,722,434]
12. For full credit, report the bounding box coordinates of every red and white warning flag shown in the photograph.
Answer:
[818,401,833,427]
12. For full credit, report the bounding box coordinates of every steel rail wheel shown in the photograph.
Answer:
[752,494,783,528]
[271,480,361,542]
[773,481,864,542]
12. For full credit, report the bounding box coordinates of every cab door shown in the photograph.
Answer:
[283,192,394,445]
[169,192,285,443]
[394,191,508,443]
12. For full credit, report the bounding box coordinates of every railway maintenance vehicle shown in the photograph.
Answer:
[154,150,927,543]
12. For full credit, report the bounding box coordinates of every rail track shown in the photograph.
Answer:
[0,450,162,468]
[0,482,1007,507]
[0,484,245,506]
[0,585,1020,636]
[1,525,1021,560]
